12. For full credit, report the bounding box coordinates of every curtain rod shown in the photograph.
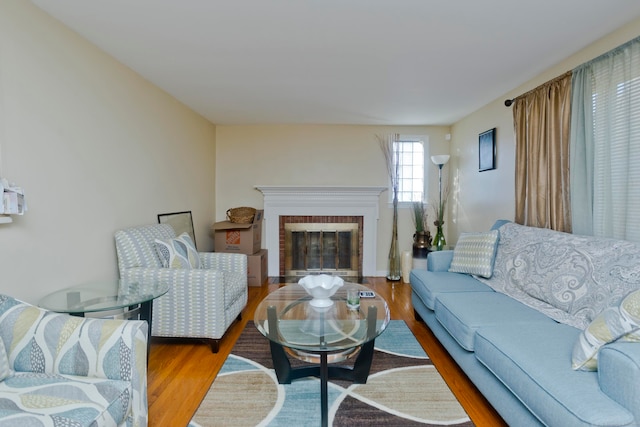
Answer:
[504,70,572,107]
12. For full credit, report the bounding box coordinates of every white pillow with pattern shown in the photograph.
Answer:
[572,289,640,371]
[155,232,201,269]
[448,230,500,278]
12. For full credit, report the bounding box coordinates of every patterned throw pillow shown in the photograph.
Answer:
[0,339,11,381]
[571,289,640,371]
[448,230,500,278]
[155,232,201,269]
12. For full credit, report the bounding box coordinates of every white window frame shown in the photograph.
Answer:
[388,135,429,206]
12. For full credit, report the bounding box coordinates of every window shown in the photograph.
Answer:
[392,136,426,203]
[570,37,640,241]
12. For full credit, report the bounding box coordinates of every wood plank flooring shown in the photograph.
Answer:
[147,277,507,426]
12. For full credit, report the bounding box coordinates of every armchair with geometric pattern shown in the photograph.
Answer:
[114,224,247,352]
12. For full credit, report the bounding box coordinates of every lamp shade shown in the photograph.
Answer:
[431,155,450,166]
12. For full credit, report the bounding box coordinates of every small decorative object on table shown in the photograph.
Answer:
[346,288,360,310]
[299,274,344,308]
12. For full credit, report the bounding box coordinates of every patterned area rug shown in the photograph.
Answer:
[190,321,473,427]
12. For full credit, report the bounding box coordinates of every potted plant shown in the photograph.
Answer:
[412,201,432,258]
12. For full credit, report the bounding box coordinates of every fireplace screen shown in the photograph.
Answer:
[284,223,359,278]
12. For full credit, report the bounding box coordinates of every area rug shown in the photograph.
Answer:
[190,321,473,426]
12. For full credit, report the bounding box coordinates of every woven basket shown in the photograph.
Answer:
[226,207,256,224]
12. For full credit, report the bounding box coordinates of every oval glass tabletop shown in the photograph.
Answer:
[39,279,170,314]
[254,282,390,353]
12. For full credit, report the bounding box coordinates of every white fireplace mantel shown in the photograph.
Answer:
[255,186,387,276]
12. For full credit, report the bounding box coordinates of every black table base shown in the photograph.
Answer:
[267,305,378,427]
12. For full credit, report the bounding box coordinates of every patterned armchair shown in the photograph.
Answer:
[0,295,148,427]
[114,224,247,352]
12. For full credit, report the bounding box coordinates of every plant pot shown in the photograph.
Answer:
[412,231,432,259]
[433,225,446,251]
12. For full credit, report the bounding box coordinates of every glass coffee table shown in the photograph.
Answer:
[39,279,169,358]
[254,282,390,427]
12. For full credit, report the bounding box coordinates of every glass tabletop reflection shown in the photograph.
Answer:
[254,282,390,353]
[39,280,169,314]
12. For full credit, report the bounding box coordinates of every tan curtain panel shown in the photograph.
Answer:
[513,71,572,232]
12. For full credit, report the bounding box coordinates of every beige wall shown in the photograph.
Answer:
[2,2,639,296]
[0,1,216,303]
[449,17,640,241]
[215,125,450,275]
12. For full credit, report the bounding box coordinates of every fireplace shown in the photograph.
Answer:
[256,186,386,277]
[282,216,362,278]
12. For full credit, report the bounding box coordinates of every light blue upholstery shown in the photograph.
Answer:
[410,270,494,310]
[410,220,640,426]
[426,250,455,271]
[411,290,544,427]
[599,343,640,423]
[475,323,634,427]
[0,295,148,427]
[115,224,247,352]
[435,292,554,351]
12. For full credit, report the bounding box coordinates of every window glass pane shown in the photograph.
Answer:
[393,139,424,203]
[589,46,640,241]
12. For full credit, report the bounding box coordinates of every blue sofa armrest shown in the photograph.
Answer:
[491,219,511,230]
[598,342,640,422]
[427,250,454,271]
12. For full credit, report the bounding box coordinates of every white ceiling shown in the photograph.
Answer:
[31,1,640,126]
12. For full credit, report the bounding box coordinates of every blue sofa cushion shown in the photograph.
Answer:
[475,322,635,427]
[410,270,494,310]
[435,292,555,351]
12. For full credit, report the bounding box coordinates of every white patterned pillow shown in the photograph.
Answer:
[155,232,201,269]
[0,339,11,381]
[571,289,640,371]
[448,230,499,278]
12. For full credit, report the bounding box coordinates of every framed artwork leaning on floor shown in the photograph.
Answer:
[158,210,196,249]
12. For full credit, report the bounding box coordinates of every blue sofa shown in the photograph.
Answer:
[411,221,640,427]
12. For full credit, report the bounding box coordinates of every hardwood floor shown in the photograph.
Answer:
[147,277,507,426]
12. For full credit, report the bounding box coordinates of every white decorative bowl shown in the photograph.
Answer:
[298,274,344,308]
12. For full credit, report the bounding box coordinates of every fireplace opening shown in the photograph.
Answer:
[280,216,362,280]
[285,223,359,277]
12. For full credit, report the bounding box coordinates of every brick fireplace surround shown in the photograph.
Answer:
[256,186,387,277]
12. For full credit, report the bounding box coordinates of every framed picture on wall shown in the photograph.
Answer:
[157,211,196,248]
[479,128,496,172]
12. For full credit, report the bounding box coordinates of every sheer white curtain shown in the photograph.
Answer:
[570,36,640,241]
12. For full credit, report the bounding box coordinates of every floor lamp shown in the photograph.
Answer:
[431,155,450,250]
